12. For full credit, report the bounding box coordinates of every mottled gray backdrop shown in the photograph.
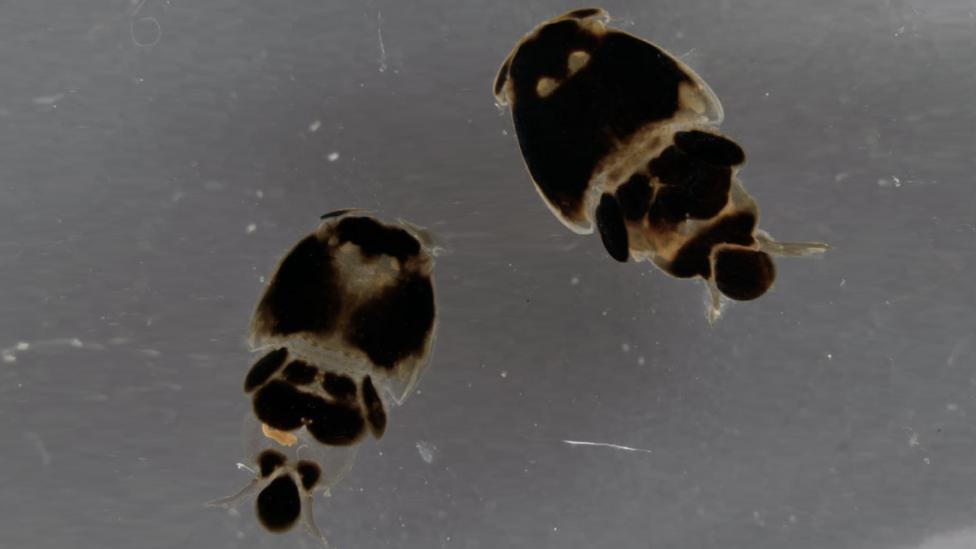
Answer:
[1,1,975,548]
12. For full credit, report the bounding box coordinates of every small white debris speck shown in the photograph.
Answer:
[637,356,645,366]
[753,510,765,527]
[255,190,264,199]
[416,441,435,464]
[327,152,340,162]
[308,120,321,132]
[245,223,257,234]
[947,403,959,412]
[500,370,508,379]
[570,276,580,285]
[15,342,30,351]
[909,432,920,447]
[621,343,631,353]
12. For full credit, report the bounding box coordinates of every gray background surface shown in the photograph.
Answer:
[2,1,975,548]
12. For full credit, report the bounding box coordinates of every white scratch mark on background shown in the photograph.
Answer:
[236,462,255,474]
[946,336,971,367]
[33,93,64,106]
[377,10,388,72]
[24,432,51,466]
[563,440,653,454]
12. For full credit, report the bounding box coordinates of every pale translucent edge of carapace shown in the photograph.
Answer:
[663,49,725,126]
[533,177,597,235]
[395,217,450,258]
[247,318,437,407]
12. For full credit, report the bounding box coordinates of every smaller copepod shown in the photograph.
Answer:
[493,8,828,322]
[209,211,437,545]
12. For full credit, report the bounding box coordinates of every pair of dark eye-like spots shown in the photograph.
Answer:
[211,7,828,546]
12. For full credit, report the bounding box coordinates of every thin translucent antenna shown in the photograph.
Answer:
[755,231,830,257]
[206,478,262,508]
[705,280,725,325]
[302,494,330,548]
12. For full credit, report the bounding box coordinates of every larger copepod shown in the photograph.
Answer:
[209,210,437,545]
[494,8,828,322]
